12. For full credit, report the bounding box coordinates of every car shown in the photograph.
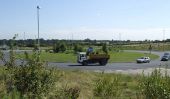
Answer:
[161,55,170,61]
[136,57,150,63]
[164,52,170,56]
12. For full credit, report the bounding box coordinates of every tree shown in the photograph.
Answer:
[53,42,67,53]
[102,43,108,54]
[73,44,83,53]
[148,44,152,54]
[60,43,66,52]
[53,43,60,53]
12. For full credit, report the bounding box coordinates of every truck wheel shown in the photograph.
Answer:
[82,61,88,66]
[99,59,107,66]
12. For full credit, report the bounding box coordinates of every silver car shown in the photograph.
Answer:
[136,57,150,63]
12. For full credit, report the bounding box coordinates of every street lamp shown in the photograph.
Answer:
[37,6,40,51]
[163,29,165,51]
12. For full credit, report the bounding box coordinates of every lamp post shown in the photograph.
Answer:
[37,6,40,51]
[163,29,165,51]
[24,32,25,47]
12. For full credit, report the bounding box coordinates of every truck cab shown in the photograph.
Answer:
[77,52,87,64]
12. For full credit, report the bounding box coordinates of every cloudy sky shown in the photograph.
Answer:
[0,0,170,40]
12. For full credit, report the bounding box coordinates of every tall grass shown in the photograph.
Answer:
[139,68,170,99]
[1,66,170,98]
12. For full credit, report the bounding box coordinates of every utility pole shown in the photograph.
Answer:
[163,29,165,51]
[37,6,40,51]
[118,33,122,52]
[24,32,25,47]
[71,33,73,50]
[24,32,25,41]
[119,33,122,44]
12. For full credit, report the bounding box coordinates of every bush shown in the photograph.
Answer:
[60,43,67,52]
[53,43,60,53]
[93,74,121,98]
[73,44,83,53]
[55,85,81,99]
[102,43,108,54]
[2,88,28,99]
[2,51,56,98]
[139,68,170,99]
[53,42,67,53]
[1,35,56,98]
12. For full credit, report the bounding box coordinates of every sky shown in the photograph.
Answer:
[0,0,170,40]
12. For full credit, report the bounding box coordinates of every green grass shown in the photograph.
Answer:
[39,52,77,62]
[19,46,53,50]
[17,51,159,63]
[109,51,159,63]
[17,52,77,63]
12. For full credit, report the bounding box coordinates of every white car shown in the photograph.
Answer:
[136,57,150,63]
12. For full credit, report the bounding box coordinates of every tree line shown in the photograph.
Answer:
[0,38,169,47]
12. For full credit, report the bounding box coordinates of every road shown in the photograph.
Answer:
[1,50,170,73]
[49,50,170,71]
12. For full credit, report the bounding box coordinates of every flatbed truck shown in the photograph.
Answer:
[77,52,110,66]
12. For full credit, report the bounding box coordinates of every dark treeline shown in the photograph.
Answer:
[0,38,170,47]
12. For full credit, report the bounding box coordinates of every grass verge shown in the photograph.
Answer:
[1,66,170,98]
[0,67,140,98]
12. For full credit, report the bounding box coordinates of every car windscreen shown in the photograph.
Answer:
[163,56,168,58]
[164,53,169,55]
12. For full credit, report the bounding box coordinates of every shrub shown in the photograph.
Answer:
[53,42,67,53]
[55,85,81,99]
[93,75,121,98]
[60,43,67,52]
[102,43,108,54]
[139,68,170,99]
[10,51,55,98]
[73,44,83,53]
[53,43,60,53]
[2,88,28,99]
[64,86,80,99]
[1,35,56,98]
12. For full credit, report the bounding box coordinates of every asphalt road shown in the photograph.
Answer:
[1,50,170,72]
[49,50,170,71]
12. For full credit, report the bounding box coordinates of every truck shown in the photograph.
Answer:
[77,52,110,66]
